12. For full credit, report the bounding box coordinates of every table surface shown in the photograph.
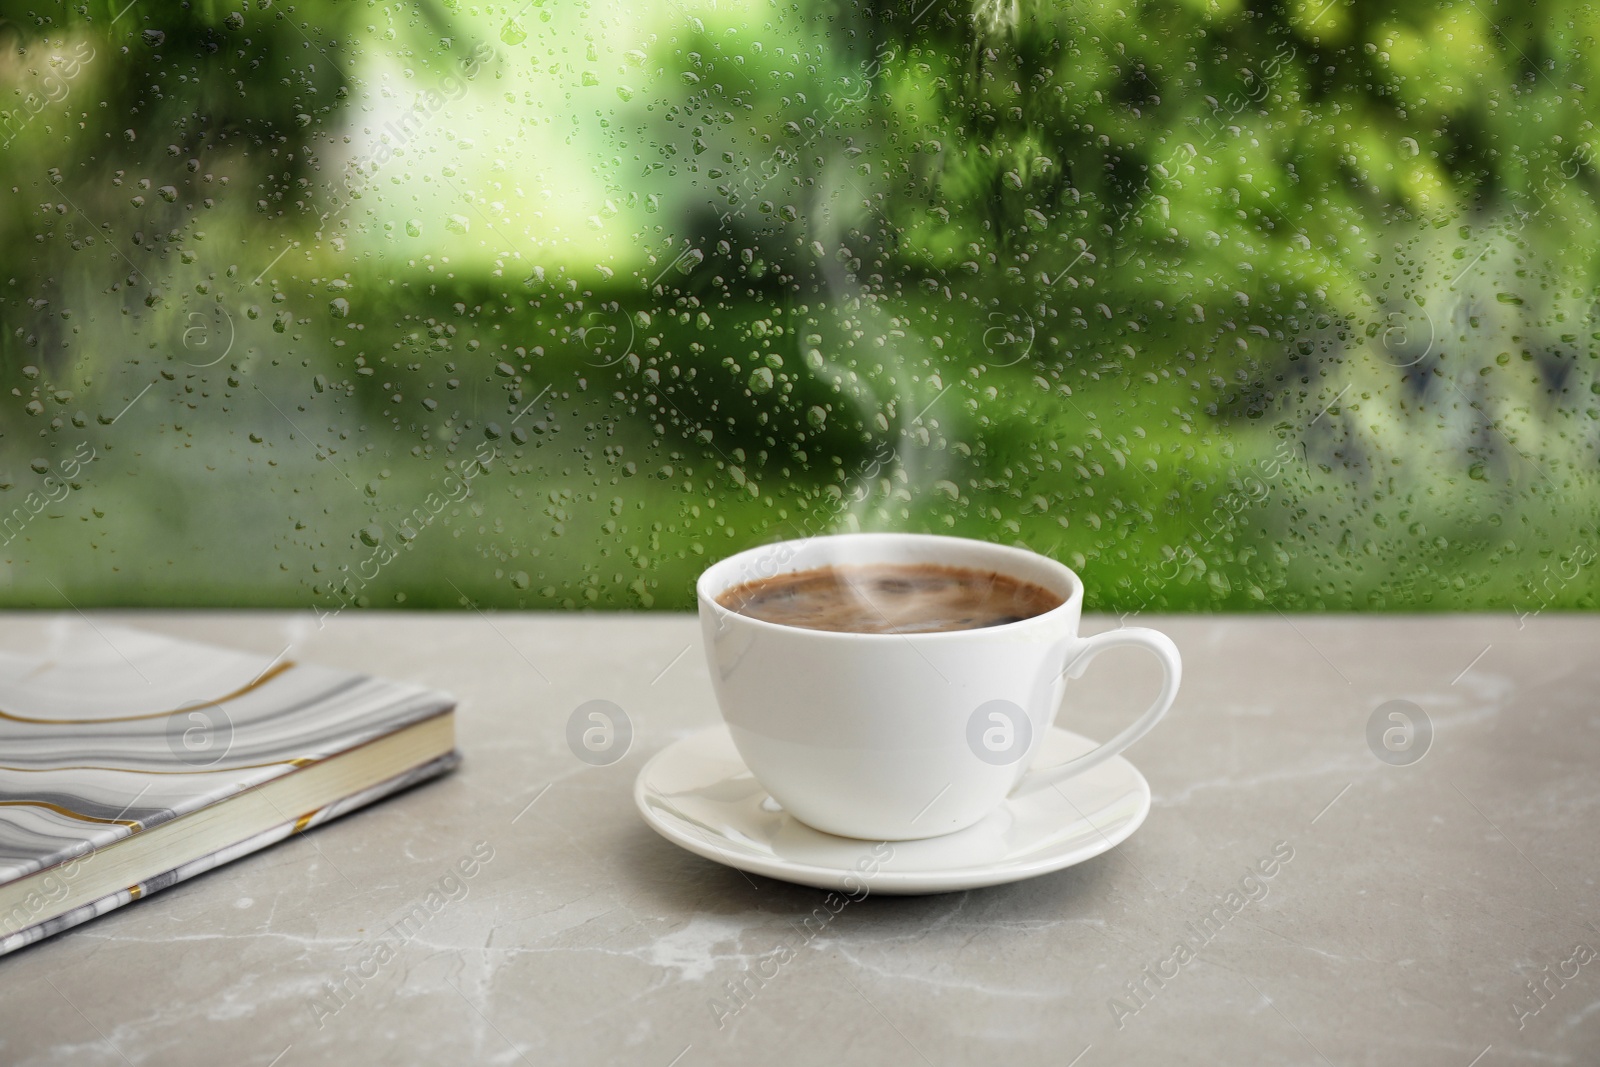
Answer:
[1,611,1596,1066]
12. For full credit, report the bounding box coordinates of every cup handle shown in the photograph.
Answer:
[1011,627,1181,796]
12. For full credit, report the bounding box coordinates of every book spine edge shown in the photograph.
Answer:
[0,750,461,958]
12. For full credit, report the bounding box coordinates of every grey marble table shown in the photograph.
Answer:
[1,611,1596,1066]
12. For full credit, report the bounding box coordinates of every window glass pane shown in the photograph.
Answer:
[1,1,1593,611]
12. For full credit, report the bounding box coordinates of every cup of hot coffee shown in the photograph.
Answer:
[696,533,1180,840]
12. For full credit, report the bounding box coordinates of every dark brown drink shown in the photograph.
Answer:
[715,562,1064,634]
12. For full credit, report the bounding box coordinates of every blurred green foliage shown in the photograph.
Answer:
[0,0,1596,613]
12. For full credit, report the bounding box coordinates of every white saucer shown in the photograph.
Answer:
[634,725,1151,895]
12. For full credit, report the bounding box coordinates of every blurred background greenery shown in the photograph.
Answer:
[0,0,1596,612]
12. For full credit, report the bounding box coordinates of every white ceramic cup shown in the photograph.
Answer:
[696,532,1181,841]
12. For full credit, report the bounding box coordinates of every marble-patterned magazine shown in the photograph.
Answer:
[0,623,457,956]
